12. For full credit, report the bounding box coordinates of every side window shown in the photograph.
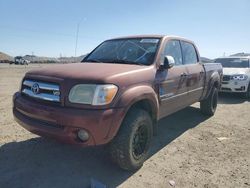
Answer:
[164,40,183,65]
[181,41,198,64]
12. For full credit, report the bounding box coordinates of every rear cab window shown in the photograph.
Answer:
[180,41,198,65]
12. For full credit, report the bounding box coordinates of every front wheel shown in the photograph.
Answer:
[200,87,218,116]
[109,108,153,171]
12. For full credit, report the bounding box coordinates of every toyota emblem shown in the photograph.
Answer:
[31,83,40,94]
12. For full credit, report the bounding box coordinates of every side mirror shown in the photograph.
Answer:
[160,55,175,70]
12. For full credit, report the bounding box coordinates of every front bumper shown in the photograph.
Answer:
[13,92,125,146]
[220,80,249,93]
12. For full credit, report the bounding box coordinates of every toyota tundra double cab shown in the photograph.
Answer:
[13,35,222,170]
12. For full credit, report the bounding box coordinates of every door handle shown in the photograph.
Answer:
[200,71,204,74]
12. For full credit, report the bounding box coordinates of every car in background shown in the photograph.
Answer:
[215,56,250,98]
[12,56,30,65]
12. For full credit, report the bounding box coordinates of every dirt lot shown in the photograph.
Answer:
[0,63,249,188]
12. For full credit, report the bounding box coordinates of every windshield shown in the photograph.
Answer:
[84,38,160,65]
[215,58,249,68]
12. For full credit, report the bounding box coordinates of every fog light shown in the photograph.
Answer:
[77,130,89,141]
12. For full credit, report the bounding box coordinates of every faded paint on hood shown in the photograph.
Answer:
[26,62,156,86]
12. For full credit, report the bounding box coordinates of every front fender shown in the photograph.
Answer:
[116,85,159,115]
[107,85,159,140]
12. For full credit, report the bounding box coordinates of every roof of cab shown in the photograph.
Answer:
[109,35,165,40]
[108,35,194,44]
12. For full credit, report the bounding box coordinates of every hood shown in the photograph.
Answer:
[26,62,155,86]
[223,67,250,75]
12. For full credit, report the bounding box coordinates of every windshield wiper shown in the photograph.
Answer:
[108,59,144,65]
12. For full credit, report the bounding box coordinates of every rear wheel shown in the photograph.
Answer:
[109,108,153,171]
[243,83,250,99]
[200,87,218,116]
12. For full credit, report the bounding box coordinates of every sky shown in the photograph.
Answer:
[0,0,249,59]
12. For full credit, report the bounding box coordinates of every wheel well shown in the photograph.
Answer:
[128,99,157,135]
[205,80,219,99]
[214,81,219,88]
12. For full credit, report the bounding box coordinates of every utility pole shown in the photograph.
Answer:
[31,51,34,63]
[74,18,86,57]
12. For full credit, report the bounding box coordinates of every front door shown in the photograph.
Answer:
[157,40,189,118]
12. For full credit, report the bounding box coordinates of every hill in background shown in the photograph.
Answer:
[230,52,250,57]
[0,52,14,62]
[0,52,86,63]
[200,57,213,63]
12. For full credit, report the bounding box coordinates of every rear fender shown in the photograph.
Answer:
[204,72,221,99]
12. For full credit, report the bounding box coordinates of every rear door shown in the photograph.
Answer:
[158,40,189,118]
[180,41,205,104]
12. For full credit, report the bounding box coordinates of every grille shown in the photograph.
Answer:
[22,79,60,102]
[221,87,231,91]
[222,75,231,81]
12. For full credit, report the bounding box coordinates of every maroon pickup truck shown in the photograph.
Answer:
[13,35,222,170]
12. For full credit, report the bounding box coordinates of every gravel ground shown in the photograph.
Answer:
[0,63,249,188]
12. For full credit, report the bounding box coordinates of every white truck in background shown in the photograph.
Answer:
[13,56,30,65]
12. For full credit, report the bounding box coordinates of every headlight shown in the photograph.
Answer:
[69,84,118,105]
[231,74,248,81]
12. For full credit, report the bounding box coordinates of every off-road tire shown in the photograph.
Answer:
[109,108,153,171]
[200,87,218,116]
